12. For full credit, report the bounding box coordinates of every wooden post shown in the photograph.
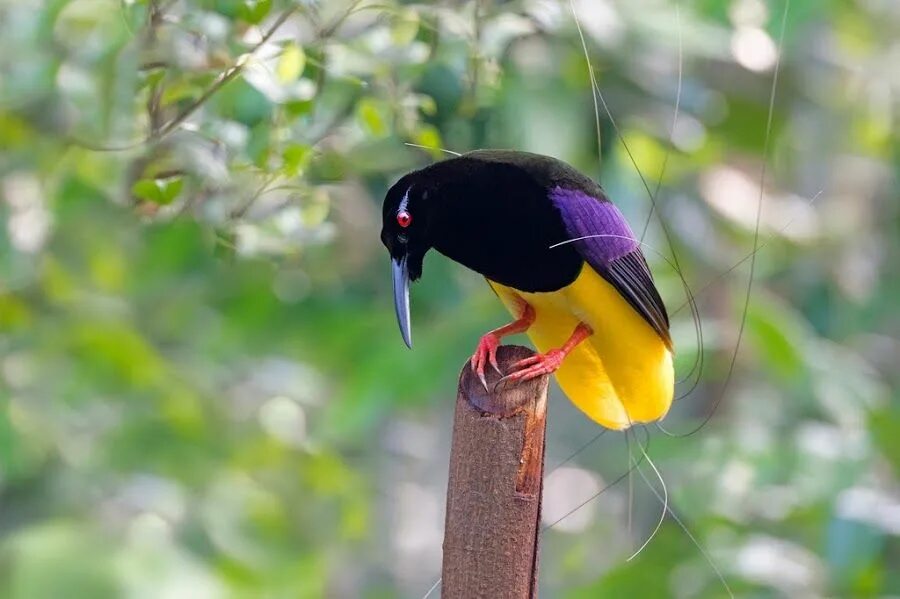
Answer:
[441,345,549,599]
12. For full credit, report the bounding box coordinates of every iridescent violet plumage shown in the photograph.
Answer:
[548,186,638,264]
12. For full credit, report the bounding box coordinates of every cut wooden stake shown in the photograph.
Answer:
[442,345,549,599]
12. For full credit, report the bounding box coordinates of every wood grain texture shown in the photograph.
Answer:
[442,345,549,599]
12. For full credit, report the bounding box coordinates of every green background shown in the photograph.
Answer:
[0,0,897,597]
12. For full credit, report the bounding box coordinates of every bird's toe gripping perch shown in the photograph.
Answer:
[470,332,504,390]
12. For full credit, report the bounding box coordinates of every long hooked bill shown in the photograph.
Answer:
[392,256,412,348]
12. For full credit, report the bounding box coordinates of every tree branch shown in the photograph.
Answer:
[156,8,299,139]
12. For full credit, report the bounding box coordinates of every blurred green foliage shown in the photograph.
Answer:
[0,0,898,597]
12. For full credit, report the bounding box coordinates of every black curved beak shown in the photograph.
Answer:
[392,256,412,348]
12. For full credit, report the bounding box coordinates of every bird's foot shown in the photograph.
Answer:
[471,332,503,389]
[496,349,566,387]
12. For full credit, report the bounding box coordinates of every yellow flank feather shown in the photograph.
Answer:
[489,266,674,430]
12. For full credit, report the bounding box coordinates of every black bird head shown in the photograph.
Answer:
[380,172,434,349]
[380,151,591,349]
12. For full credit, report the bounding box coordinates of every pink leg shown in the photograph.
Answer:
[500,323,593,384]
[471,301,535,389]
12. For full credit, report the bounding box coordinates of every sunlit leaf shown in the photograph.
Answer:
[131,177,184,205]
[356,97,389,137]
[239,0,271,24]
[282,143,312,177]
[391,9,420,45]
[301,187,329,226]
[277,43,306,84]
[412,124,444,158]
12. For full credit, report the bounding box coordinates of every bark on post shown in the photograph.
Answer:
[441,345,549,599]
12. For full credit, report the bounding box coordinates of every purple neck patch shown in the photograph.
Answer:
[548,186,638,264]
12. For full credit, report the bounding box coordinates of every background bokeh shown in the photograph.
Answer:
[0,0,898,597]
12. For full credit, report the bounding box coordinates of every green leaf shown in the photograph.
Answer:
[131,179,162,203]
[356,98,388,137]
[131,177,184,205]
[239,0,272,24]
[282,144,313,177]
[141,68,165,91]
[301,187,329,226]
[161,177,184,203]
[412,125,445,159]
[247,123,272,167]
[277,43,306,84]
[160,79,204,106]
[284,98,314,120]
[418,94,438,116]
[390,9,420,45]
[871,406,900,475]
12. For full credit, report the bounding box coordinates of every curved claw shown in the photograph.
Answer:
[490,352,502,376]
[477,370,489,390]
[471,332,502,390]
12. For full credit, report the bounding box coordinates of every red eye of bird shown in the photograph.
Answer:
[397,211,412,228]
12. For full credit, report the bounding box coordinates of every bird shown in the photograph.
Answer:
[380,150,674,430]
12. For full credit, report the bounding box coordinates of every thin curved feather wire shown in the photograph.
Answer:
[416,3,792,596]
[566,0,707,410]
[657,0,791,438]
